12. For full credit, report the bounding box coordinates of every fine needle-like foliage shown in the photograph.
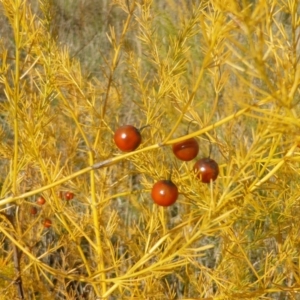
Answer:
[0,0,300,299]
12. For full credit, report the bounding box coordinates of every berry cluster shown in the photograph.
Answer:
[30,191,75,228]
[114,125,219,207]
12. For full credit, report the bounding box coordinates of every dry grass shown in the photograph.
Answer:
[0,0,300,299]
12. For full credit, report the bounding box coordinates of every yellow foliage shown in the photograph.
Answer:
[0,0,300,299]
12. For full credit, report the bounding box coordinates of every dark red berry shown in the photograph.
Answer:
[43,218,52,228]
[36,196,46,205]
[30,207,37,215]
[151,180,179,207]
[65,191,74,201]
[172,138,199,161]
[114,125,142,152]
[193,158,219,183]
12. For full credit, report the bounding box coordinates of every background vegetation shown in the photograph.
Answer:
[0,0,300,299]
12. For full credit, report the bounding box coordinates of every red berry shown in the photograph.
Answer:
[43,218,52,228]
[36,196,46,205]
[30,207,37,215]
[65,191,74,201]
[172,138,199,161]
[114,125,142,152]
[151,180,178,207]
[193,158,219,183]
